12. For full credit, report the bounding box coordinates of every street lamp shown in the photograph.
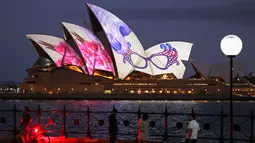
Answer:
[220,34,243,143]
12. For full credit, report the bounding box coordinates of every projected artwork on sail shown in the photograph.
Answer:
[27,34,86,73]
[87,3,146,79]
[62,22,115,75]
[144,41,193,78]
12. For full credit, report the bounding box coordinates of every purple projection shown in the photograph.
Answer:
[145,41,193,78]
[87,3,145,79]
[87,3,182,78]
[147,43,179,70]
[122,43,179,70]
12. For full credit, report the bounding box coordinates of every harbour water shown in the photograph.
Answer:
[0,100,254,112]
[0,100,254,142]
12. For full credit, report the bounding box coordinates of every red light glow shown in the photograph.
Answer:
[34,128,39,133]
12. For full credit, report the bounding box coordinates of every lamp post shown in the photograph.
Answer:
[220,34,243,143]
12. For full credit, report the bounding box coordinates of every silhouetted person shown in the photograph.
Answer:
[187,114,200,143]
[138,113,150,143]
[184,129,189,143]
[109,109,118,143]
[19,107,32,143]
[21,107,31,125]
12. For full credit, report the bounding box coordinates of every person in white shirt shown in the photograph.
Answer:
[187,114,200,143]
[138,113,150,143]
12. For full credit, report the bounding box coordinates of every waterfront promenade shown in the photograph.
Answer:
[0,102,254,142]
[0,137,164,143]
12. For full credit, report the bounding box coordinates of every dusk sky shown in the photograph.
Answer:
[1,0,255,81]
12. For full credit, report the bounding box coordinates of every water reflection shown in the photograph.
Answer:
[0,100,255,114]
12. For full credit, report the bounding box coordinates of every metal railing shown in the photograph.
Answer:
[0,104,254,142]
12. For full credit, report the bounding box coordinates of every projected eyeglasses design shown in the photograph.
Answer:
[88,3,181,72]
[122,43,179,70]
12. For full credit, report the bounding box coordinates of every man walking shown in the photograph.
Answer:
[109,108,118,143]
[187,114,200,143]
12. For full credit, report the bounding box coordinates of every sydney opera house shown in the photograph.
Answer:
[20,3,255,95]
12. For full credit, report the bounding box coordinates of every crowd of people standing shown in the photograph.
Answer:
[108,109,200,143]
[12,106,200,143]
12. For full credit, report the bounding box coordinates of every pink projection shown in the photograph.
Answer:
[54,42,85,72]
[74,39,96,75]
[27,34,86,73]
[74,39,115,75]
[62,22,115,75]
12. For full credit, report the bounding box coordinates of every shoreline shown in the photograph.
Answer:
[0,93,254,101]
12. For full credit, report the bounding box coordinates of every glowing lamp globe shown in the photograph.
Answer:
[220,35,242,56]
